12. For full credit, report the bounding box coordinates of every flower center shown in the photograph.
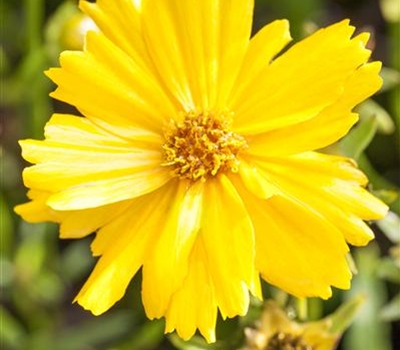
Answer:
[162,111,247,182]
[266,332,314,350]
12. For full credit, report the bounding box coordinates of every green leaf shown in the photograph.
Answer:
[358,154,398,192]
[342,243,391,350]
[329,294,366,334]
[354,99,395,134]
[0,257,15,288]
[57,311,134,350]
[0,306,27,350]
[371,189,399,206]
[30,271,64,304]
[379,67,400,92]
[118,320,165,350]
[355,99,395,134]
[389,245,400,268]
[169,334,221,350]
[380,294,400,321]
[15,223,49,280]
[339,114,378,160]
[377,257,400,283]
[60,239,94,283]
[377,211,400,243]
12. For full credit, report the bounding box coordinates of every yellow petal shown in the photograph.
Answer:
[14,190,59,223]
[165,237,217,343]
[75,184,174,315]
[19,114,170,210]
[237,157,282,199]
[79,0,153,74]
[240,191,351,298]
[44,114,161,152]
[258,152,388,220]
[20,139,160,169]
[249,268,263,301]
[43,168,170,210]
[232,20,371,134]
[58,201,133,239]
[15,189,135,239]
[141,0,254,110]
[248,62,383,156]
[21,141,170,210]
[230,19,292,103]
[141,180,203,319]
[253,152,388,245]
[47,30,175,135]
[82,31,176,124]
[75,212,144,315]
[201,175,255,318]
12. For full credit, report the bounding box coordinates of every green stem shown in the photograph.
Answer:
[389,21,400,129]
[25,0,44,52]
[296,298,308,321]
[24,0,52,138]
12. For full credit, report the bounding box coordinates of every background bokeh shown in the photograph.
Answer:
[1,0,399,349]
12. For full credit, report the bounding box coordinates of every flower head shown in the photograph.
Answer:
[243,297,365,350]
[16,0,388,343]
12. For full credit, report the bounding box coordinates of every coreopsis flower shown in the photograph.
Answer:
[60,12,98,51]
[16,0,388,343]
[243,298,365,350]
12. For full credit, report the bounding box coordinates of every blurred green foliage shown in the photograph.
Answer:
[1,0,399,349]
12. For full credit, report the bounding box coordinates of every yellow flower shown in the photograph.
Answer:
[243,297,365,350]
[244,302,336,350]
[60,12,98,51]
[15,0,388,343]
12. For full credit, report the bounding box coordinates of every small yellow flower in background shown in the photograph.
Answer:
[243,297,365,350]
[15,0,388,343]
[60,12,98,51]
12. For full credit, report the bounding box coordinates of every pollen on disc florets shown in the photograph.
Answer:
[266,332,314,350]
[162,110,248,182]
